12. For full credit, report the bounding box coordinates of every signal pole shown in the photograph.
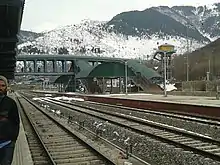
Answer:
[163,52,167,97]
[125,61,128,95]
[186,27,189,82]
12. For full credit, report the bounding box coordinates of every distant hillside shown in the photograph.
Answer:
[18,30,42,44]
[173,38,220,81]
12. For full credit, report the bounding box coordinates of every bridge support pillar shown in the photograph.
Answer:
[62,60,67,72]
[119,77,122,93]
[23,60,27,72]
[102,77,105,94]
[34,60,37,72]
[53,60,57,72]
[44,60,47,72]
[110,78,113,93]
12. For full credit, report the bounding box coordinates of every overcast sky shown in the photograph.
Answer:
[21,0,219,32]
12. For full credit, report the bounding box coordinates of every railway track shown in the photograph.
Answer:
[86,100,220,125]
[15,94,124,165]
[15,95,52,165]
[35,96,220,164]
[67,99,220,140]
[25,91,220,127]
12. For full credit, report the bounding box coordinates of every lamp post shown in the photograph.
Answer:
[125,61,128,95]
[163,52,167,97]
[207,58,211,81]
[185,23,195,82]
[157,44,176,97]
[186,26,189,82]
[212,49,216,80]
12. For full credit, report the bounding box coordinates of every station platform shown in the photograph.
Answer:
[33,90,220,108]
[32,90,220,119]
[83,93,220,119]
[96,93,220,107]
[12,116,33,165]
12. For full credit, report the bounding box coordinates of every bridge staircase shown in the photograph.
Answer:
[130,75,163,92]
[64,60,78,92]
[127,60,163,92]
[64,76,76,92]
[130,76,148,92]
[64,60,90,93]
[128,64,150,92]
[78,79,89,93]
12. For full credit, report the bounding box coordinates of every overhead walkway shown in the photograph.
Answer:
[55,59,163,93]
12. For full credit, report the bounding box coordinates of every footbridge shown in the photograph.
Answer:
[15,54,128,76]
[15,54,163,93]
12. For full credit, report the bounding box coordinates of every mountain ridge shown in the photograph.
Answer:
[18,3,220,59]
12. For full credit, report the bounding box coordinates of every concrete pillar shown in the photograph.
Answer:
[102,77,105,93]
[119,77,121,93]
[44,60,47,73]
[216,86,219,100]
[34,60,37,72]
[62,60,67,72]
[111,78,113,93]
[53,60,57,72]
[207,72,210,81]
[74,60,77,92]
[61,84,63,92]
[123,77,126,93]
[23,60,27,72]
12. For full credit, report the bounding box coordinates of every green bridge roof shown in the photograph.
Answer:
[55,59,162,83]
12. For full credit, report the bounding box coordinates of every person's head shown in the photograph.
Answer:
[0,76,8,95]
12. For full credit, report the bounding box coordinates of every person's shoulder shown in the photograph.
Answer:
[4,96,18,110]
[4,96,16,104]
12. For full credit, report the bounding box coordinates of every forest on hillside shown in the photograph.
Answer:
[172,39,220,81]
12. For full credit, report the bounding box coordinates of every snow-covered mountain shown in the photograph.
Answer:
[108,3,220,41]
[171,4,220,41]
[18,3,220,59]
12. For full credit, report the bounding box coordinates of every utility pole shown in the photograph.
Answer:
[186,26,189,82]
[212,50,215,80]
[207,57,211,81]
[125,61,128,95]
[163,52,167,97]
[208,58,211,73]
